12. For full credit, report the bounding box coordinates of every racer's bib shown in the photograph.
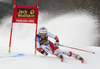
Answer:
[37,35,48,45]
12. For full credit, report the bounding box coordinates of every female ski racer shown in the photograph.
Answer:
[36,27,84,63]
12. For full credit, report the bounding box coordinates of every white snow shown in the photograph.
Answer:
[0,12,100,69]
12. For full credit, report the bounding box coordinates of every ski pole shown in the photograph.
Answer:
[59,45,95,54]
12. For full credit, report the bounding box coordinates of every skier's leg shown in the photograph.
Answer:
[48,41,64,61]
[41,45,53,54]
[52,49,64,62]
[54,49,70,56]
[48,40,59,52]
[54,49,84,62]
[71,52,84,63]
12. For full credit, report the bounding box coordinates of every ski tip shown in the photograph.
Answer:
[61,58,64,62]
[81,59,84,63]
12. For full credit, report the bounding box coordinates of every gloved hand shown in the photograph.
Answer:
[44,52,48,56]
[41,50,45,54]
[41,50,48,56]
[37,48,48,56]
[55,42,60,46]
[55,36,60,46]
[55,36,59,42]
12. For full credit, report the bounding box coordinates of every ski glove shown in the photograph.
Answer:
[41,51,48,56]
[55,42,60,46]
[41,50,45,54]
[37,48,44,54]
[55,36,60,46]
[44,52,48,56]
[55,36,59,42]
[37,48,48,56]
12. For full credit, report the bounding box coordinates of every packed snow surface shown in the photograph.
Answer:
[0,12,100,69]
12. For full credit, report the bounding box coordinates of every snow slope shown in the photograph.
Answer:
[0,12,100,69]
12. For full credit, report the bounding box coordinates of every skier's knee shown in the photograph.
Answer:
[69,51,72,57]
[41,45,46,50]
[41,45,50,51]
[54,50,58,55]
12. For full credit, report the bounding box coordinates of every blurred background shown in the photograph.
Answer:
[0,0,100,46]
[0,0,100,19]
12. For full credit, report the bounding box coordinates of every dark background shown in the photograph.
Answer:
[0,0,100,46]
[0,0,100,18]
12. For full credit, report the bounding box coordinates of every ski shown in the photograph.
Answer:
[61,57,64,62]
[81,59,84,63]
[78,56,84,63]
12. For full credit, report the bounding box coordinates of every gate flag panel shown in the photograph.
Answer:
[12,5,38,23]
[9,0,39,55]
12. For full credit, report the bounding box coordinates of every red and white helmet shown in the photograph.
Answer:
[39,27,48,34]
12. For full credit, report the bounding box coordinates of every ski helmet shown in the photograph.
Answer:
[39,27,48,34]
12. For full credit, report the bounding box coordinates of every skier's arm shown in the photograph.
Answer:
[47,32,55,39]
[36,42,45,54]
[36,35,48,55]
[47,32,60,46]
[36,37,44,53]
[47,32,59,42]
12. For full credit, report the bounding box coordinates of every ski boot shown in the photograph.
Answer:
[72,53,84,63]
[78,56,84,63]
[54,53,64,62]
